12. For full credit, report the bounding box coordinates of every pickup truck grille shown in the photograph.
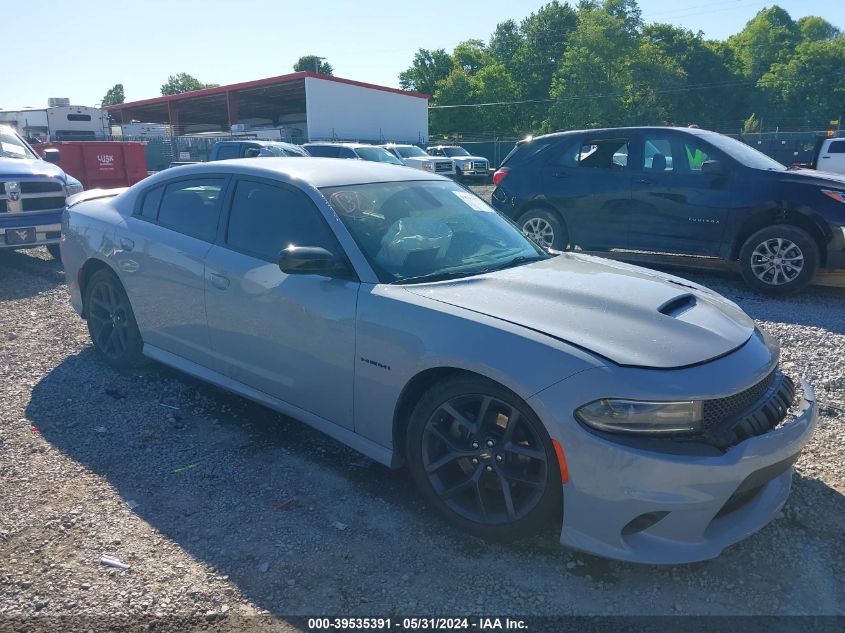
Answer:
[473,161,487,170]
[0,178,66,214]
[434,162,452,173]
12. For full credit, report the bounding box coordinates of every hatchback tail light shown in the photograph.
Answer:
[492,167,510,186]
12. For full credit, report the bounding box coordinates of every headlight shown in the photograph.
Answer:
[575,399,703,434]
[66,182,84,196]
[421,161,433,170]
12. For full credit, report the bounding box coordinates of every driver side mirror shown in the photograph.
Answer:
[278,246,347,277]
[700,159,724,176]
[42,148,61,163]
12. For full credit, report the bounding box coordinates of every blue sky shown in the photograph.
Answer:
[2,0,842,109]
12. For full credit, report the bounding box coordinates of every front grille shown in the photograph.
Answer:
[23,197,66,212]
[0,178,66,214]
[473,161,487,170]
[703,370,777,428]
[703,370,795,448]
[21,181,63,194]
[434,162,452,172]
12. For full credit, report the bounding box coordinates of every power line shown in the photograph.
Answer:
[428,79,755,110]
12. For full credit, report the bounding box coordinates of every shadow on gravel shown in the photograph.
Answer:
[25,348,845,614]
[0,248,65,301]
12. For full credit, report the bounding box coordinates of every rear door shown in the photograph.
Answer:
[818,139,845,175]
[117,176,227,367]
[628,132,730,256]
[541,134,632,250]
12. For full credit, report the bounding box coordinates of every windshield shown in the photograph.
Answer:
[443,147,470,157]
[395,146,429,158]
[321,181,547,283]
[701,133,786,171]
[354,147,404,165]
[0,132,37,159]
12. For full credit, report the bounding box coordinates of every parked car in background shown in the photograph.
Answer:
[427,145,490,181]
[303,142,403,165]
[210,140,309,160]
[811,137,845,176]
[0,125,83,259]
[63,157,817,564]
[381,144,455,176]
[492,127,845,294]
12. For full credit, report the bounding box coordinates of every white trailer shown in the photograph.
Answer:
[0,104,109,142]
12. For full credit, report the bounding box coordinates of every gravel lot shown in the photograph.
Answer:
[1,236,843,631]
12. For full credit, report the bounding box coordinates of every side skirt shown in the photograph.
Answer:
[142,344,399,468]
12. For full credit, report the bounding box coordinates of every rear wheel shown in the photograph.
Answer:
[739,225,818,294]
[406,376,561,540]
[84,268,145,369]
[518,209,568,250]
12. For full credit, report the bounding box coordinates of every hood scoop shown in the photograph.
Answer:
[658,293,697,317]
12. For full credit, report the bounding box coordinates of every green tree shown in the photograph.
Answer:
[293,55,334,74]
[797,16,842,42]
[489,19,524,73]
[728,6,801,82]
[160,73,218,95]
[430,69,477,134]
[759,37,845,126]
[101,83,125,106]
[399,49,454,95]
[743,112,762,133]
[452,39,490,75]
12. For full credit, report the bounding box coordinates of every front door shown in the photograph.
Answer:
[628,133,730,257]
[203,177,359,429]
[541,134,632,251]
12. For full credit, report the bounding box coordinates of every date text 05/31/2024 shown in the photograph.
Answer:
[307,617,529,630]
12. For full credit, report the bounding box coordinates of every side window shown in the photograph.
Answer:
[338,148,357,159]
[578,139,630,169]
[827,140,845,154]
[139,186,163,220]
[552,139,582,168]
[214,145,240,160]
[642,138,673,172]
[225,180,342,263]
[157,179,224,242]
[429,148,442,156]
[681,140,712,172]
[306,145,336,158]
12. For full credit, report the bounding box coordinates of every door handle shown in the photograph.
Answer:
[119,237,134,251]
[209,272,229,290]
[821,156,831,159]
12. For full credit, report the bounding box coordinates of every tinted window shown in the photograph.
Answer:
[139,186,164,219]
[306,145,338,158]
[214,145,241,160]
[67,114,92,121]
[354,146,404,164]
[828,140,845,154]
[226,180,341,262]
[579,139,629,169]
[338,147,357,159]
[642,138,673,171]
[157,179,224,241]
[682,140,712,171]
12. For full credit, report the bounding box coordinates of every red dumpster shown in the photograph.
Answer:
[33,141,148,190]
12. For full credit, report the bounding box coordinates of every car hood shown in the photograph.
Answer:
[404,253,755,369]
[404,156,451,165]
[780,168,845,188]
[0,157,67,181]
[453,156,487,163]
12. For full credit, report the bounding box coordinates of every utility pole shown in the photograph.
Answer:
[314,56,326,74]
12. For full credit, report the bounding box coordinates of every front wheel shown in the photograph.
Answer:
[739,225,818,294]
[406,376,562,540]
[84,268,145,369]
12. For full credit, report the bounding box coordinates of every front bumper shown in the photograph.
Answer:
[0,222,62,249]
[529,348,818,563]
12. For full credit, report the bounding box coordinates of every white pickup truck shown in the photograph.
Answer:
[812,137,845,175]
[380,144,455,176]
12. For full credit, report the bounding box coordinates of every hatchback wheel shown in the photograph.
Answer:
[84,268,144,368]
[407,377,561,540]
[518,209,567,250]
[739,225,818,294]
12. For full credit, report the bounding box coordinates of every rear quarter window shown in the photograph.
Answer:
[501,139,558,167]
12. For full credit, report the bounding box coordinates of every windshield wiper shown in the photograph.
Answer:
[390,270,481,285]
[474,254,548,274]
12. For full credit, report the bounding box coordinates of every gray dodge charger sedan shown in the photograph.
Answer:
[61,158,818,564]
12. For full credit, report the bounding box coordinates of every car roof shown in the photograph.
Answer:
[427,145,463,148]
[532,126,718,141]
[144,157,445,188]
[303,142,378,149]
[217,139,300,147]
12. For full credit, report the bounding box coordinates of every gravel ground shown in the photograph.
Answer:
[1,242,843,631]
